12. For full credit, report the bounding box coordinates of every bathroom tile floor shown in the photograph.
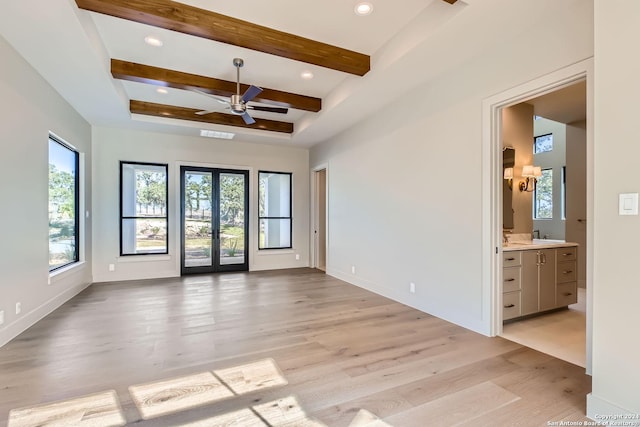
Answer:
[501,288,587,368]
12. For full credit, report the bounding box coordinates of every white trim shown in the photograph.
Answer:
[117,255,171,263]
[586,394,636,421]
[49,261,87,285]
[0,280,91,347]
[481,58,594,373]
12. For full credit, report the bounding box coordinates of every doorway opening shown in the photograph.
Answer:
[483,58,593,373]
[180,166,249,274]
[500,84,588,367]
[312,166,328,271]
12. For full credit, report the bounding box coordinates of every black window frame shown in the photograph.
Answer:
[534,133,554,154]
[48,134,80,272]
[120,161,169,256]
[258,170,293,250]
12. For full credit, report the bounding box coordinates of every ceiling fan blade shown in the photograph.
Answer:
[241,111,256,125]
[248,105,288,114]
[195,109,219,116]
[241,85,263,103]
[192,89,229,105]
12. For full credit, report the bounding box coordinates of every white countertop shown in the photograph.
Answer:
[503,239,579,251]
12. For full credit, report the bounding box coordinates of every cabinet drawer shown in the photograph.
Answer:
[557,282,578,306]
[557,261,577,283]
[503,251,522,268]
[503,291,521,320]
[503,267,521,292]
[557,246,577,261]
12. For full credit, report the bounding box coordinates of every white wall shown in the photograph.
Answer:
[92,127,309,282]
[533,118,567,240]
[588,0,640,417]
[310,0,593,334]
[0,36,92,346]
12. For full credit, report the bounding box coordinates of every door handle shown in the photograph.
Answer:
[504,304,515,308]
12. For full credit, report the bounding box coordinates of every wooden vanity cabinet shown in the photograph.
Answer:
[503,245,578,321]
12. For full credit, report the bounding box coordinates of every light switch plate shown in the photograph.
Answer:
[619,193,639,215]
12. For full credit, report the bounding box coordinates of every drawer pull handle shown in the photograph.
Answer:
[506,257,515,261]
[563,270,573,274]
[505,278,515,282]
[562,253,572,256]
[504,304,515,308]
[563,292,573,297]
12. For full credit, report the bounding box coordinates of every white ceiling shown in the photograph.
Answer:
[526,80,587,125]
[1,0,477,147]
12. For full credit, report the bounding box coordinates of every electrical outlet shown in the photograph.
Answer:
[15,302,21,315]
[410,282,416,293]
[295,254,300,260]
[108,264,115,272]
[0,310,4,325]
[351,265,356,274]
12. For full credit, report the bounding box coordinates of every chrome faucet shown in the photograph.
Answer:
[532,229,540,239]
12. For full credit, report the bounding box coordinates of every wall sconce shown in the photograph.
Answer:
[519,165,542,192]
[503,167,514,190]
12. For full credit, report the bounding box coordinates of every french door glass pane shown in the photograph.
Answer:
[220,173,245,265]
[259,219,291,249]
[184,171,213,268]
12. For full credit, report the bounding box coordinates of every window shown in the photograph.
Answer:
[534,168,553,219]
[534,133,553,154]
[120,162,168,255]
[258,171,292,249]
[49,135,79,271]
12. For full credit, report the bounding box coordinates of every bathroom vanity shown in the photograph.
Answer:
[502,240,578,321]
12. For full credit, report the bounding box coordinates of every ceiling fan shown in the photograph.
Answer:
[195,58,288,125]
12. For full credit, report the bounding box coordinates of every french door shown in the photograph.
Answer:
[180,166,249,274]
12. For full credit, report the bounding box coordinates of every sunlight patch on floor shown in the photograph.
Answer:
[8,390,125,427]
[129,371,234,420]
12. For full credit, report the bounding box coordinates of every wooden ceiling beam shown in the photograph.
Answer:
[130,100,294,134]
[112,59,321,113]
[75,0,370,76]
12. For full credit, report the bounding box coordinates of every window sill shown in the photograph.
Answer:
[49,261,87,285]
[117,255,172,263]
[257,249,294,255]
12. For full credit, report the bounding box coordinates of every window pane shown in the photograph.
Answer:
[49,138,78,270]
[122,163,167,217]
[259,172,291,217]
[121,162,168,255]
[220,173,246,265]
[259,219,291,249]
[122,218,167,254]
[534,169,553,219]
[534,134,553,154]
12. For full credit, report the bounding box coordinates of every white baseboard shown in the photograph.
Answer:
[587,393,636,422]
[0,281,91,348]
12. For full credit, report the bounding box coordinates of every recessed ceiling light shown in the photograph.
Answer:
[144,36,163,47]
[354,2,373,16]
[156,88,168,94]
[301,71,314,80]
[200,130,235,140]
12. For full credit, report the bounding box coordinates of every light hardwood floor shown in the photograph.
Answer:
[0,268,591,426]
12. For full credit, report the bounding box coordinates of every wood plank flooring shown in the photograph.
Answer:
[0,268,591,426]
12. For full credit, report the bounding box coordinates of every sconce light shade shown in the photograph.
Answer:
[503,168,514,180]
[504,167,514,190]
[533,166,542,177]
[522,165,535,177]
